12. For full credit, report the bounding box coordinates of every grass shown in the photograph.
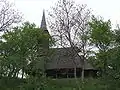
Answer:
[49,78,82,87]
[46,77,114,90]
[47,78,97,90]
[0,77,119,90]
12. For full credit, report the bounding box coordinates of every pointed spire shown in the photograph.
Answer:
[40,10,47,31]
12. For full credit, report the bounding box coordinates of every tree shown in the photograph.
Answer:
[0,22,52,78]
[107,26,120,79]
[0,0,22,32]
[89,16,113,75]
[48,0,91,81]
[88,17,120,89]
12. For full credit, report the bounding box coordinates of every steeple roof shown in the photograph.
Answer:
[40,10,47,31]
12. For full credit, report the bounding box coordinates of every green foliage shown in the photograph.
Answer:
[89,16,113,51]
[88,16,120,90]
[19,76,48,90]
[0,22,52,78]
[114,27,120,45]
[0,21,54,89]
[89,16,113,76]
[107,28,120,80]
[0,77,25,90]
[106,46,120,79]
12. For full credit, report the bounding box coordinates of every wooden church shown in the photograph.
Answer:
[39,11,97,78]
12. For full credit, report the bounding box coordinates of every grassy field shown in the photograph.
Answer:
[0,77,119,90]
[47,78,120,90]
[46,78,105,90]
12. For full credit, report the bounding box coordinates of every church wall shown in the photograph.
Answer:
[45,68,97,78]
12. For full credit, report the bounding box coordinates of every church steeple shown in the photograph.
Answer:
[40,10,47,31]
[40,10,49,49]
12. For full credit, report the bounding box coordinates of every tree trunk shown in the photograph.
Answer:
[74,67,77,78]
[81,66,84,81]
[81,55,85,81]
[21,68,24,79]
[66,69,69,78]
[8,68,15,77]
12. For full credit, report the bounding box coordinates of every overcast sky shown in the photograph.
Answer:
[10,0,120,28]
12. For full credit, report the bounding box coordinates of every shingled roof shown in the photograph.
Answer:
[46,48,95,70]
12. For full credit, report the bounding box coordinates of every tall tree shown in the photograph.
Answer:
[48,0,91,80]
[107,26,120,79]
[0,22,51,78]
[0,0,22,32]
[89,16,113,75]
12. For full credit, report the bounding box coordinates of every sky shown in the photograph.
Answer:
[10,0,120,28]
